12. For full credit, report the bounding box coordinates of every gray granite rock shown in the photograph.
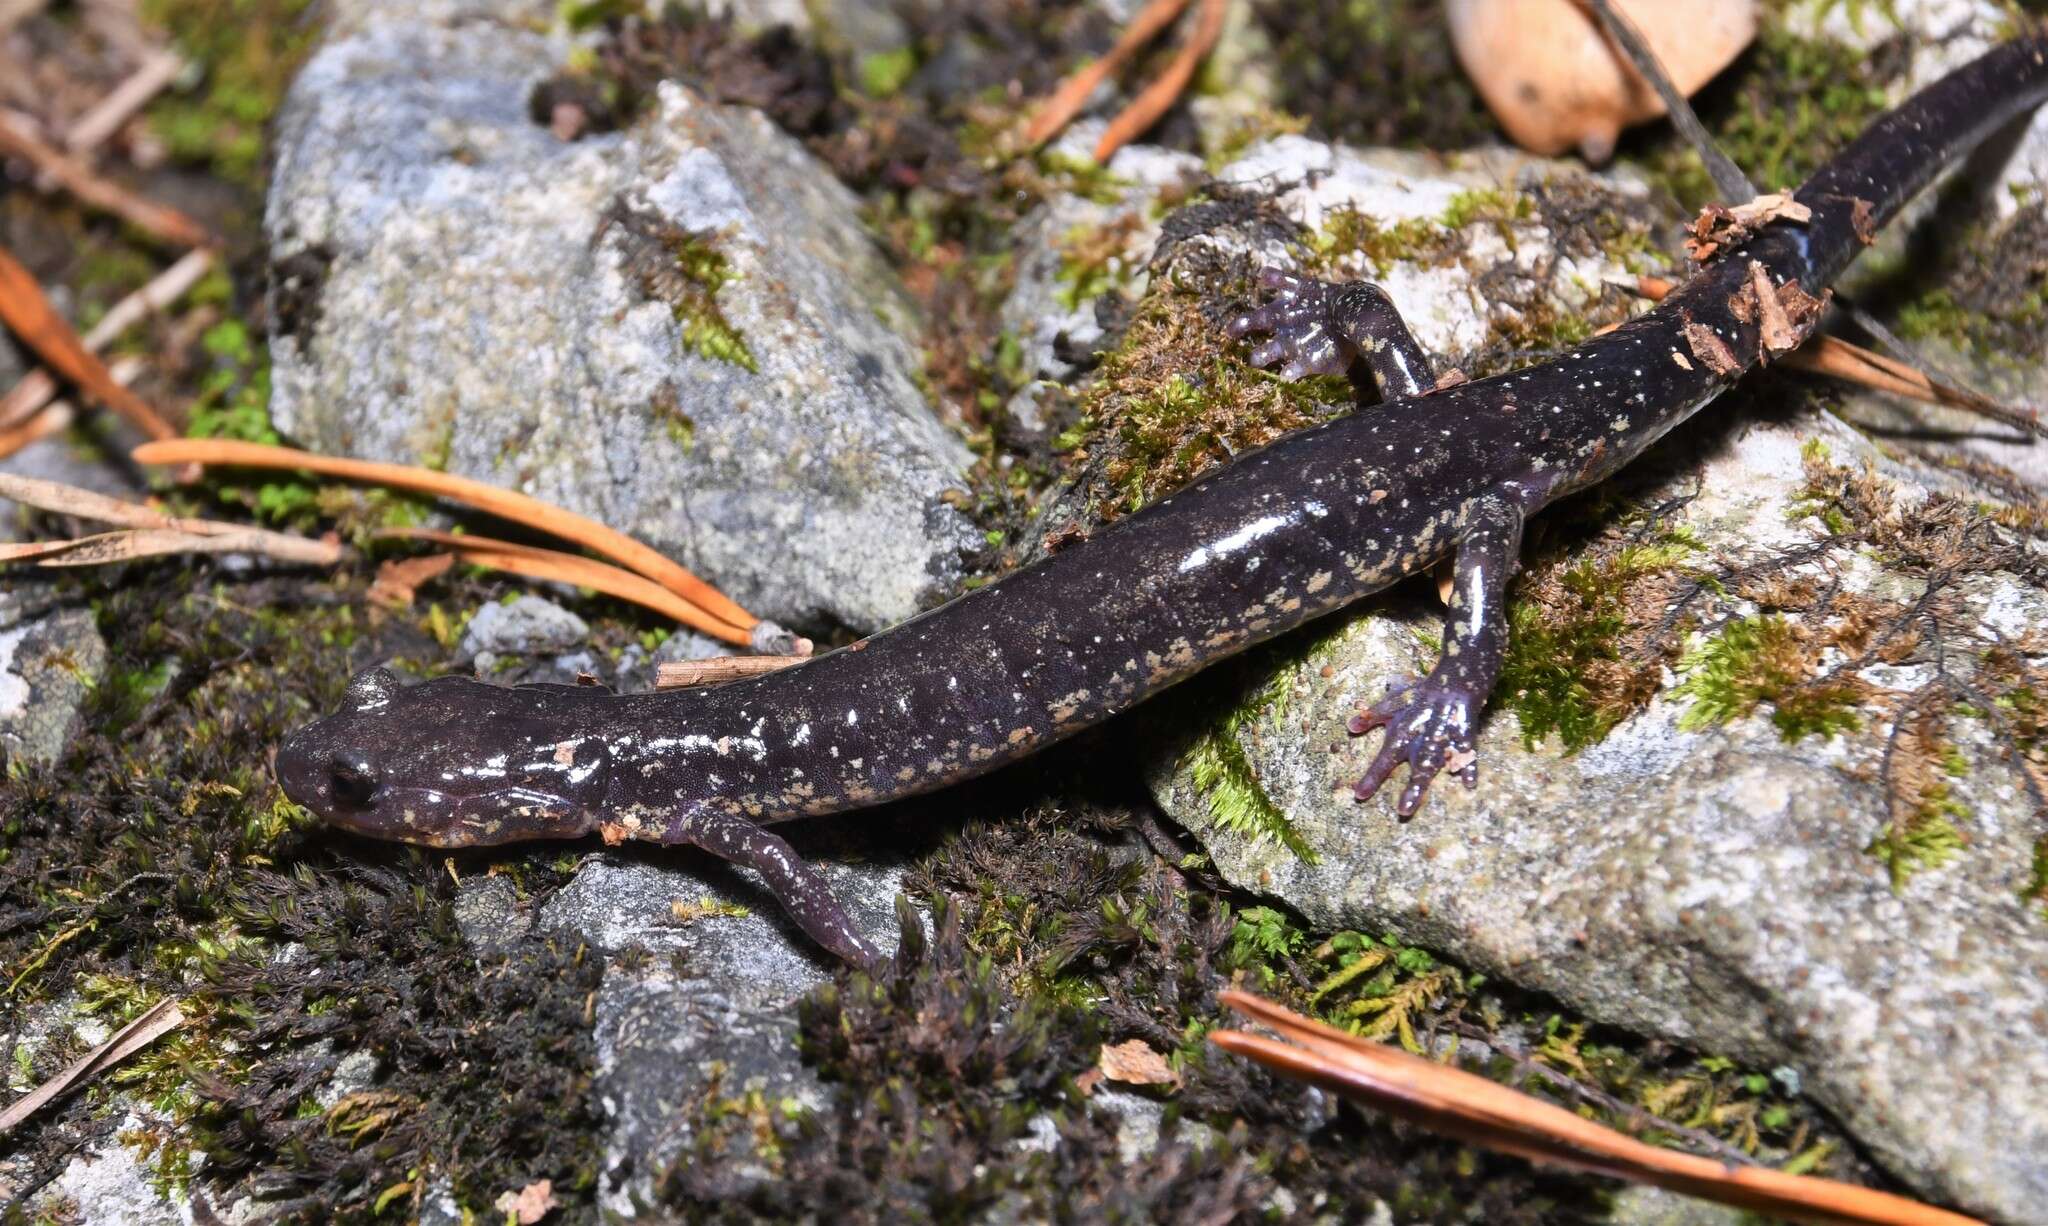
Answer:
[266,0,980,633]
[458,594,590,660]
[1147,411,2048,1221]
[538,851,909,1213]
[0,608,108,769]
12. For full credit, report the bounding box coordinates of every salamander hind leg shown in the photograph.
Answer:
[1226,267,1434,399]
[1350,494,1524,817]
[667,807,879,966]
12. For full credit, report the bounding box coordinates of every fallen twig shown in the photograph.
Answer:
[0,471,343,567]
[0,246,183,446]
[1211,990,1980,1226]
[129,438,761,638]
[375,526,755,648]
[0,112,214,248]
[1024,0,1191,150]
[655,654,808,688]
[1574,0,1756,202]
[65,49,185,154]
[0,248,213,430]
[0,999,185,1137]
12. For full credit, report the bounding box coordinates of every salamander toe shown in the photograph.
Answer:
[1348,676,1482,817]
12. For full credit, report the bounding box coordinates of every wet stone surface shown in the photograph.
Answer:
[265,0,981,633]
[537,850,910,1213]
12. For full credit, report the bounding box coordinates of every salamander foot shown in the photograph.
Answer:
[1348,676,1482,817]
[1227,267,1435,398]
[1226,268,1356,379]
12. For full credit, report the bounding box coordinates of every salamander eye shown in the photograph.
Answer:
[329,754,381,808]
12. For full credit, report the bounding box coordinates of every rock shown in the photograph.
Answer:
[453,874,531,957]
[458,594,590,660]
[997,124,1203,394]
[0,608,108,769]
[538,849,908,1211]
[1147,408,2048,1220]
[266,0,980,632]
[27,1113,185,1226]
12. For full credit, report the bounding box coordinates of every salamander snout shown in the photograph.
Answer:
[274,723,380,818]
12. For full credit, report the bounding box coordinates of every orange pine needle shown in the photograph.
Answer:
[1092,0,1227,163]
[1024,0,1193,148]
[374,526,752,647]
[1212,991,1980,1226]
[0,246,182,445]
[129,437,759,636]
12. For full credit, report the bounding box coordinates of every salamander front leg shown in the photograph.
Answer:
[1226,267,1434,399]
[1351,494,1524,817]
[667,808,879,966]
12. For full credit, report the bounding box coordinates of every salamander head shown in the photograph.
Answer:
[276,667,614,848]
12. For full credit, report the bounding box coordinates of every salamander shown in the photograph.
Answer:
[276,36,2048,965]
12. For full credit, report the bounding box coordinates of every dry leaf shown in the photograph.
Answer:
[494,1179,559,1224]
[369,552,455,609]
[1683,191,1811,262]
[1099,1039,1178,1087]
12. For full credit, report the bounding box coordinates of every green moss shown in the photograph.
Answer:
[665,232,758,372]
[858,47,919,98]
[184,319,323,527]
[1252,0,1494,151]
[1673,615,1862,741]
[2023,837,2048,919]
[1637,20,1898,208]
[1312,206,1445,278]
[1500,538,1696,752]
[1063,282,1351,520]
[1053,219,1140,311]
[1183,664,1318,863]
[559,0,645,31]
[1867,784,1967,890]
[142,0,319,187]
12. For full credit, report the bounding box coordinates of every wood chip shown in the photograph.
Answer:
[1099,1038,1178,1087]
[1681,317,1741,377]
[1747,261,1797,358]
[1849,196,1878,245]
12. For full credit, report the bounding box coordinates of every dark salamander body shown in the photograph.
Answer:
[278,38,2048,963]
